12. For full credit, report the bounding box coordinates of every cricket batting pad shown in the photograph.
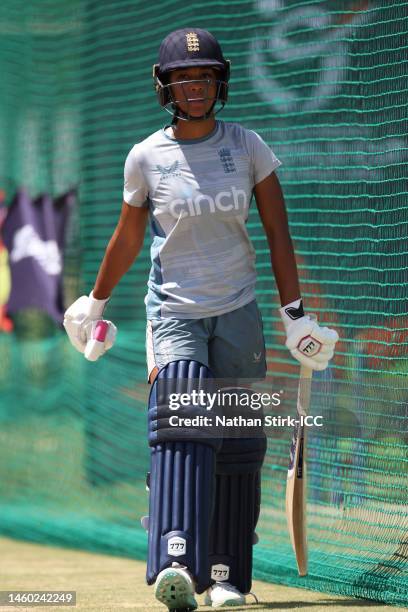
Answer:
[209,435,267,594]
[146,360,220,593]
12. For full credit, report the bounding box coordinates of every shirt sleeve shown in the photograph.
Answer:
[123,146,149,207]
[247,129,282,187]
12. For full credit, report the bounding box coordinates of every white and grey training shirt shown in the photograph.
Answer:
[123,120,281,319]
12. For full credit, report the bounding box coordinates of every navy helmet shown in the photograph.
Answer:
[153,28,230,120]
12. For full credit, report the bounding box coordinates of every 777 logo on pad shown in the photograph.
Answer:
[211,564,230,581]
[168,536,186,556]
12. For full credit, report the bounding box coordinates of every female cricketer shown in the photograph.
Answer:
[64,28,338,611]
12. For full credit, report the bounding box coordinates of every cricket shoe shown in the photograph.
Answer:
[154,563,198,611]
[204,582,246,607]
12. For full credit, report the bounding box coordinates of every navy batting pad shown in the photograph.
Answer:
[209,436,267,594]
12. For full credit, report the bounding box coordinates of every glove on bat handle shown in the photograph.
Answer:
[300,313,317,380]
[84,320,109,362]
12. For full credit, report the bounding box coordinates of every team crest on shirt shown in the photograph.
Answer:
[156,160,181,179]
[218,148,236,173]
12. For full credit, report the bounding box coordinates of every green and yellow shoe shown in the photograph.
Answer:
[154,564,198,611]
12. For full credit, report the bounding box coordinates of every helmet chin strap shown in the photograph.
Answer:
[161,78,226,122]
[171,99,219,122]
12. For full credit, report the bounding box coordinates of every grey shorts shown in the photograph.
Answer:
[146,300,266,380]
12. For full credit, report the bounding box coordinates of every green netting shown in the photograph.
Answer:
[1,0,407,607]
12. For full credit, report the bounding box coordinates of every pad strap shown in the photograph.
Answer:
[148,360,218,448]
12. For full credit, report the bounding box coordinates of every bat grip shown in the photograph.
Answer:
[298,365,313,417]
[300,364,313,379]
[300,312,316,380]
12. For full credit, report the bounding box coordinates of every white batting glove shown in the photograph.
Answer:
[63,292,117,361]
[279,298,338,371]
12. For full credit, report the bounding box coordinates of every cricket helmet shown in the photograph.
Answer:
[153,28,230,119]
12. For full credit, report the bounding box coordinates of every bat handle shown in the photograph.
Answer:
[298,365,313,418]
[300,364,313,379]
[84,320,109,361]
[300,312,316,381]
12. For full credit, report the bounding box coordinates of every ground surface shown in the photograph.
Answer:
[0,537,404,611]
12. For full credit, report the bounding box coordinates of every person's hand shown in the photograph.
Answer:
[279,299,338,370]
[63,292,117,361]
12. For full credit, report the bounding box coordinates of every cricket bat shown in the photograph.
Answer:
[285,364,313,576]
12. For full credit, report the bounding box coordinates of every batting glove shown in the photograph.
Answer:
[63,292,117,362]
[279,298,338,371]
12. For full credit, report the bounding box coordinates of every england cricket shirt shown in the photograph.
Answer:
[123,120,281,319]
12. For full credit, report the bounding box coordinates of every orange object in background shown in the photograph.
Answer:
[0,304,13,333]
[351,317,408,373]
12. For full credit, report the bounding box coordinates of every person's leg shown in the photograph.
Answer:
[206,301,267,605]
[144,318,220,610]
[207,436,267,597]
[146,317,210,383]
[209,300,266,380]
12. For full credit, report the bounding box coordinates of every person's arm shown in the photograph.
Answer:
[254,171,338,370]
[92,201,149,299]
[254,172,300,306]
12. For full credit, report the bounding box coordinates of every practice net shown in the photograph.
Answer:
[0,0,407,607]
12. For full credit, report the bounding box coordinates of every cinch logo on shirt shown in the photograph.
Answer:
[168,186,248,219]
